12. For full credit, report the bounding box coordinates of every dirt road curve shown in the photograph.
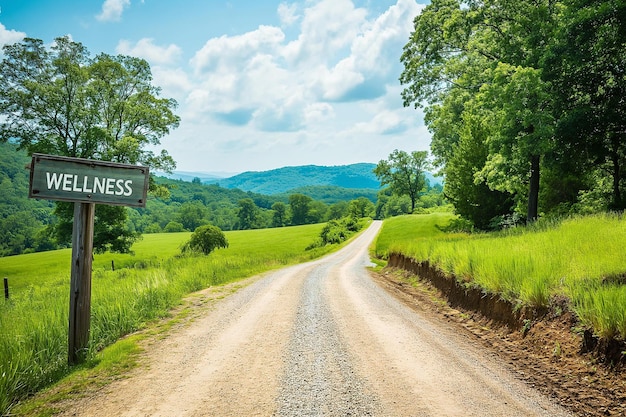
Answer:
[63,221,572,416]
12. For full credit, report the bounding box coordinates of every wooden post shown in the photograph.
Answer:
[68,202,95,365]
[3,278,8,300]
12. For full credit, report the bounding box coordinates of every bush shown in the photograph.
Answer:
[181,225,228,255]
[164,221,184,233]
[306,216,363,249]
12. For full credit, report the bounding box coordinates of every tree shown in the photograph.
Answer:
[271,201,287,227]
[348,197,374,218]
[237,198,258,229]
[0,36,180,252]
[400,0,561,223]
[182,224,228,255]
[177,201,209,231]
[547,0,626,210]
[374,149,430,213]
[444,110,514,228]
[289,194,312,225]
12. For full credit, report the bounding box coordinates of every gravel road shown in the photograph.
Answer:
[62,221,572,416]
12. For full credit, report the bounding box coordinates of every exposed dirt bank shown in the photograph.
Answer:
[380,253,626,417]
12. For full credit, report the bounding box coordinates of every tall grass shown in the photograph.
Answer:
[0,224,334,415]
[375,213,626,337]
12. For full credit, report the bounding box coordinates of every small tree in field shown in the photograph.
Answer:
[182,225,228,255]
[374,149,430,213]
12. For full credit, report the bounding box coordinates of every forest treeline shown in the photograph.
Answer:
[400,0,625,229]
[0,142,444,257]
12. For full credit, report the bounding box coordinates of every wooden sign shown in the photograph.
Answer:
[27,153,150,364]
[29,153,149,207]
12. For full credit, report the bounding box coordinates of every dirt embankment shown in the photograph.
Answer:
[382,252,626,417]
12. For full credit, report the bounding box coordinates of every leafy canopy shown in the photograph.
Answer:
[182,225,229,255]
[0,36,180,252]
[373,149,430,213]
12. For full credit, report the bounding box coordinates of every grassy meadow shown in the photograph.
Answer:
[375,212,626,341]
[0,223,339,415]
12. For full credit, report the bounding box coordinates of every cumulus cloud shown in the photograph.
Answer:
[350,110,409,135]
[116,38,182,65]
[190,25,284,75]
[183,0,424,135]
[96,0,131,22]
[283,0,367,68]
[314,0,425,102]
[0,23,25,48]
[278,3,299,27]
[188,27,298,127]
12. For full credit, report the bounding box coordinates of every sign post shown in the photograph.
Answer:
[69,202,95,363]
[28,154,148,365]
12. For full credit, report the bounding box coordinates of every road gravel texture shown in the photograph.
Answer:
[62,221,572,416]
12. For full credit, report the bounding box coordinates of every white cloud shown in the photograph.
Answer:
[152,67,193,98]
[172,0,427,169]
[188,26,304,128]
[190,25,285,75]
[314,0,425,102]
[116,38,182,65]
[278,3,299,27]
[0,23,25,48]
[96,0,131,22]
[282,0,367,68]
[304,102,334,125]
[351,110,408,135]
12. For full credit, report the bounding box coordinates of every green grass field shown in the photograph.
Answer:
[0,223,342,416]
[375,212,626,341]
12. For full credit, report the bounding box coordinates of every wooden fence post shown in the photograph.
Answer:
[3,278,8,300]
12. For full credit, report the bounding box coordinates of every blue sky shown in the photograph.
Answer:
[0,0,430,174]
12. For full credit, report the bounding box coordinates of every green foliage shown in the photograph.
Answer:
[163,221,184,233]
[275,185,378,205]
[400,0,626,224]
[237,198,258,230]
[307,216,364,249]
[374,149,431,213]
[0,143,57,256]
[271,201,287,227]
[181,225,228,255]
[289,193,313,225]
[0,36,180,253]
[177,201,209,231]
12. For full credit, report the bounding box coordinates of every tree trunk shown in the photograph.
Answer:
[527,154,540,222]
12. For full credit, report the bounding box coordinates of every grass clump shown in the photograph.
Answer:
[375,212,626,338]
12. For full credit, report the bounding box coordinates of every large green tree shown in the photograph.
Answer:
[547,0,626,210]
[373,149,430,213]
[0,36,180,252]
[401,0,560,223]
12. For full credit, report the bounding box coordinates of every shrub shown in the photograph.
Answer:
[307,216,363,249]
[181,225,228,255]
[164,221,184,233]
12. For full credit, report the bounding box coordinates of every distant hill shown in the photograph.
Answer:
[215,163,381,195]
[155,170,235,183]
[211,163,442,196]
[273,185,380,204]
